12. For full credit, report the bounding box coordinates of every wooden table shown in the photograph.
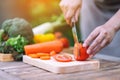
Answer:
[0,48,120,80]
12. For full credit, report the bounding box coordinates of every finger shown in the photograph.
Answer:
[62,11,67,22]
[59,2,68,20]
[101,39,108,48]
[61,7,68,19]
[91,36,112,56]
[59,1,65,12]
[90,45,102,58]
[75,8,80,22]
[87,32,105,54]
[90,38,108,57]
[83,29,100,47]
[65,9,75,24]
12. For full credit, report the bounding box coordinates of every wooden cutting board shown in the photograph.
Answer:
[23,54,100,73]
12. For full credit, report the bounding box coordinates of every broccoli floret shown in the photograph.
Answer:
[1,18,34,43]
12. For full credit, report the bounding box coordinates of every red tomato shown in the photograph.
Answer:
[53,54,72,62]
[74,43,89,61]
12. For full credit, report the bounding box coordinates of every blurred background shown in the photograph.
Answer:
[0,0,81,46]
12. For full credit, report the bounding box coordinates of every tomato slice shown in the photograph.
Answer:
[53,54,72,62]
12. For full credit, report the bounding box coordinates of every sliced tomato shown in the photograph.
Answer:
[53,54,72,62]
[79,46,89,61]
[74,43,89,61]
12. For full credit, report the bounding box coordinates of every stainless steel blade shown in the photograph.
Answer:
[72,18,80,57]
[72,21,79,43]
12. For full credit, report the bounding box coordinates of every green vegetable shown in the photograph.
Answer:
[2,35,29,61]
[0,18,33,61]
[6,35,28,53]
[0,41,22,61]
[0,42,14,54]
[1,18,34,43]
[0,29,5,42]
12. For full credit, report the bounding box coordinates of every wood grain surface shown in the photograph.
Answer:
[0,48,120,80]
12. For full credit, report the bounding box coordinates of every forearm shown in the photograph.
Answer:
[105,9,120,32]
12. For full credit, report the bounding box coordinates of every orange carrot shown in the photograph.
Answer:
[28,54,39,58]
[50,51,57,56]
[37,53,50,58]
[40,56,51,60]
[59,37,70,48]
[24,40,63,55]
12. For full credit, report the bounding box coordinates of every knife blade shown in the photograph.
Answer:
[71,18,81,59]
[72,19,79,43]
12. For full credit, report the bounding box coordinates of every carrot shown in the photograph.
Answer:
[28,54,39,58]
[50,51,57,56]
[37,53,50,57]
[40,56,51,60]
[59,37,70,48]
[28,52,51,60]
[24,40,63,55]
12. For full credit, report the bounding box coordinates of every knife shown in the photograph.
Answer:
[72,20,79,43]
[71,18,81,59]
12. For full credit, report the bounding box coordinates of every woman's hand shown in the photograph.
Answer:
[59,0,82,25]
[83,9,120,58]
[83,24,116,57]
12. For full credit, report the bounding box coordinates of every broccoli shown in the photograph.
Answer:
[0,18,34,61]
[1,18,34,43]
[6,35,28,53]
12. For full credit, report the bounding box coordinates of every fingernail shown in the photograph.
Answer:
[87,49,91,54]
[83,43,86,47]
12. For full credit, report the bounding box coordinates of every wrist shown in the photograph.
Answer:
[104,9,120,32]
[104,21,120,33]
